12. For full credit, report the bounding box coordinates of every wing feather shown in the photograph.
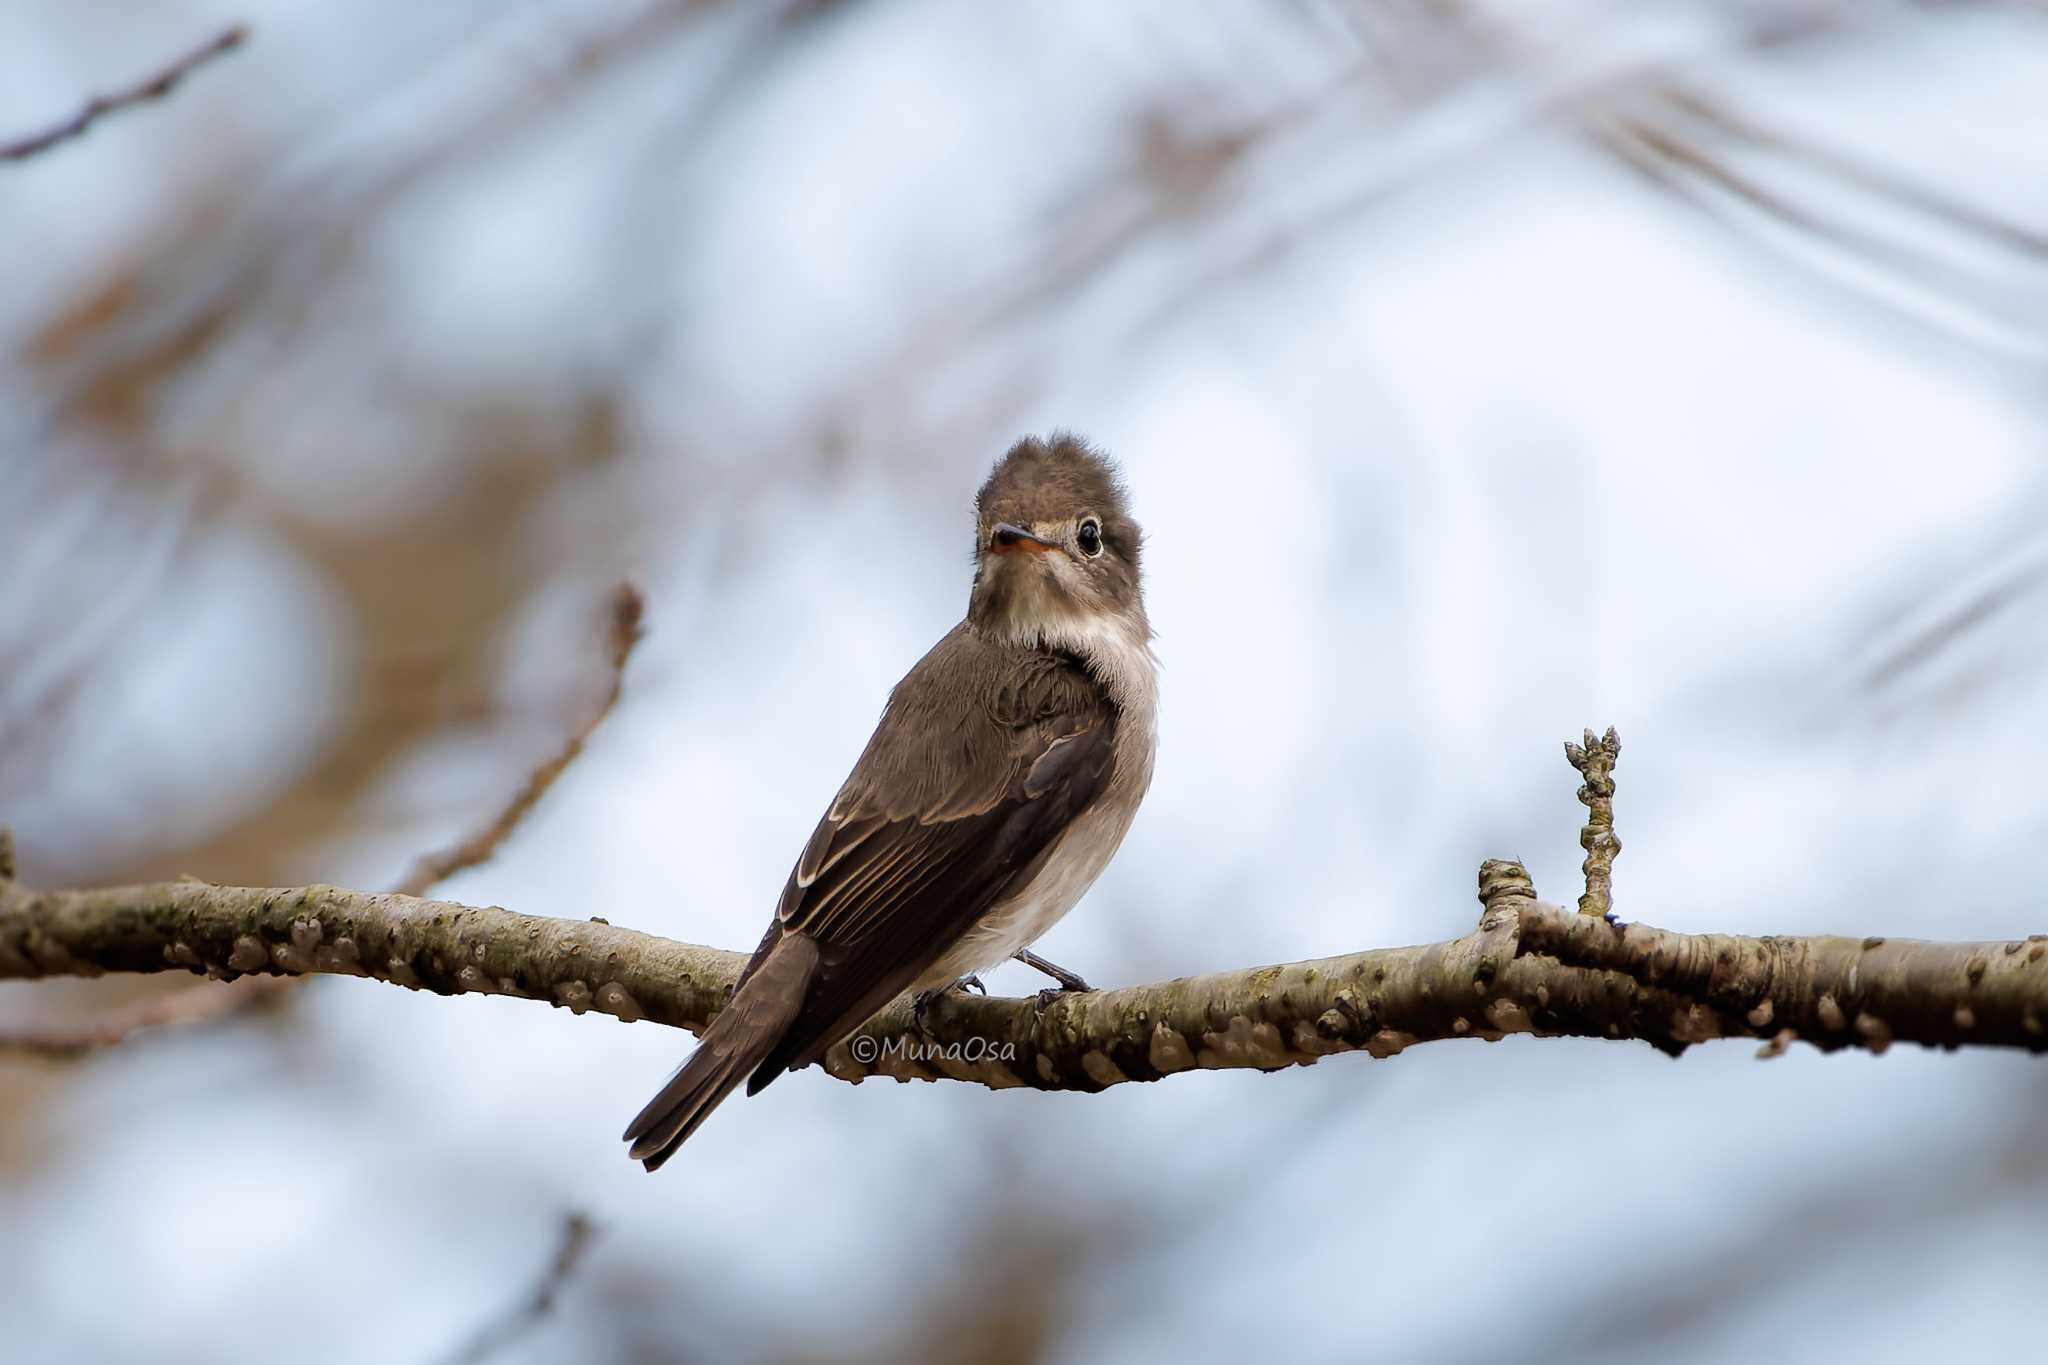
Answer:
[740,623,1119,1092]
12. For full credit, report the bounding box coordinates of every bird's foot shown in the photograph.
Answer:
[913,976,984,1039]
[1014,949,1091,994]
[913,989,941,1040]
[1033,986,1075,1014]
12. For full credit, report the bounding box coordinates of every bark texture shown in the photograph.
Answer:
[5,866,2043,1090]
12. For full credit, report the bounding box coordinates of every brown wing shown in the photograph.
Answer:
[739,623,1117,1092]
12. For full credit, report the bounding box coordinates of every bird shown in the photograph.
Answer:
[623,433,1158,1170]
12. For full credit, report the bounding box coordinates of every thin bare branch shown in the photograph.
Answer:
[1564,725,1622,918]
[0,25,249,163]
[439,1212,597,1365]
[0,955,289,1060]
[0,859,2039,1096]
[0,583,644,1057]
[4,728,2044,1085]
[2,872,2042,1088]
[392,581,644,898]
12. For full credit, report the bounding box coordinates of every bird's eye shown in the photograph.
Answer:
[1077,518,1103,558]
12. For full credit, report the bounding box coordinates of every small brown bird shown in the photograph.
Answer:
[623,434,1158,1169]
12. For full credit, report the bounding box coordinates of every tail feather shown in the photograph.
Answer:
[622,934,818,1171]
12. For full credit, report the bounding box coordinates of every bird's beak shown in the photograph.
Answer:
[990,522,1058,556]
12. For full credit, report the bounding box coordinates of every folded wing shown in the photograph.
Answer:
[745,625,1118,1089]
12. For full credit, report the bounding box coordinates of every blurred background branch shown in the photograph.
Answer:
[0,22,247,162]
[0,583,641,1057]
[439,1211,598,1365]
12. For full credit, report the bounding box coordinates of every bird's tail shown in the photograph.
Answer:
[622,934,819,1171]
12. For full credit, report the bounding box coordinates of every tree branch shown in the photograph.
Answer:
[5,725,2043,1085]
[2,860,2041,1090]
[1,25,249,163]
[0,583,642,1057]
[438,1211,596,1365]
[390,582,643,900]
[1565,725,1622,919]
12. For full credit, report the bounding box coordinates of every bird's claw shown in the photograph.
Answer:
[1031,981,1094,1015]
[913,976,985,1039]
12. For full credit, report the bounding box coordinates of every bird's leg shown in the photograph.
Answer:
[1014,949,1090,993]
[1015,949,1094,1011]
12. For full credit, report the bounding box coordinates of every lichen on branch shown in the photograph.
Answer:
[3,872,2043,1091]
[4,724,2044,1087]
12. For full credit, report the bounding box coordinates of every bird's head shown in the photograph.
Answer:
[968,433,1146,649]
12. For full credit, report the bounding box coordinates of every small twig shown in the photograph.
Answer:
[439,1212,597,1365]
[0,972,292,1060]
[1564,726,1622,918]
[0,584,644,1057]
[0,826,14,882]
[392,581,643,898]
[0,25,249,163]
[1476,857,1537,917]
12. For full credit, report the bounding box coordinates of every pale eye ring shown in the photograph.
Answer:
[1077,517,1104,558]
